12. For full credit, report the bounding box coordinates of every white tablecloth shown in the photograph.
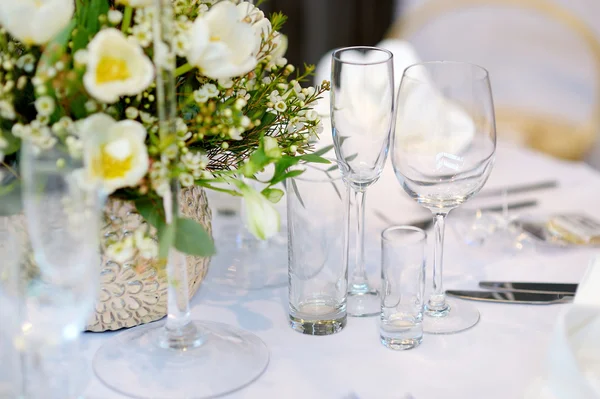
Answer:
[79,142,600,399]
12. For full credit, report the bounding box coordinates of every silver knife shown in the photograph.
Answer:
[376,199,538,230]
[477,180,558,198]
[446,290,572,304]
[479,281,577,295]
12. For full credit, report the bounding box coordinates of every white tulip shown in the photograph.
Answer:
[0,0,74,46]
[241,185,280,240]
[84,28,154,104]
[115,0,154,7]
[187,1,258,80]
[79,113,150,195]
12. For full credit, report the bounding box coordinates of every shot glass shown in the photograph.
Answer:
[380,226,427,350]
[288,164,348,335]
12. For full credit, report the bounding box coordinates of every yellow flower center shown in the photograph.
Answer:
[96,56,131,84]
[94,144,133,179]
[210,35,220,42]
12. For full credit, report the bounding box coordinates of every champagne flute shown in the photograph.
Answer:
[392,61,496,333]
[331,46,394,317]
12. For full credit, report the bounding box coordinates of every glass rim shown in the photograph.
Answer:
[381,225,427,244]
[402,61,490,82]
[332,46,393,66]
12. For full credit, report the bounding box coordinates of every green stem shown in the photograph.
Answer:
[121,7,133,33]
[175,63,194,77]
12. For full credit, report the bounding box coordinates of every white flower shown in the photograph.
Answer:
[84,28,154,104]
[181,151,208,175]
[125,107,139,119]
[105,237,136,264]
[115,0,153,7]
[263,136,282,159]
[134,229,158,259]
[108,10,123,25]
[79,113,150,194]
[179,173,194,187]
[132,23,153,48]
[187,1,258,80]
[193,88,209,103]
[203,83,219,98]
[66,136,83,159]
[241,185,280,240]
[236,2,271,57]
[305,109,318,122]
[0,0,74,46]
[34,96,55,116]
[274,101,287,113]
[0,100,15,120]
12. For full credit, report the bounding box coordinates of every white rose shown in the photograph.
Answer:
[187,1,258,80]
[84,28,154,104]
[115,0,154,7]
[0,0,74,46]
[241,185,280,240]
[80,113,150,194]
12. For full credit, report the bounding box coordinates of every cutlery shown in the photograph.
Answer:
[445,290,572,304]
[376,199,538,229]
[479,281,577,295]
[477,180,558,198]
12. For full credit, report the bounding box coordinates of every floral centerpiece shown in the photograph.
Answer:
[0,0,329,258]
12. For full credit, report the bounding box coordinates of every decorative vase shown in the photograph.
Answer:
[86,186,212,332]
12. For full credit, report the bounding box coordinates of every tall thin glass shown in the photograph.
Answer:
[92,1,269,397]
[19,142,104,398]
[331,46,394,317]
[392,61,496,334]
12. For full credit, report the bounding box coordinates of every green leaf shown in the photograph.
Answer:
[261,188,284,203]
[158,222,176,260]
[86,0,110,35]
[290,179,305,209]
[345,153,358,162]
[313,145,334,157]
[270,169,303,186]
[174,217,215,257]
[299,154,330,164]
[135,198,166,229]
[0,180,22,216]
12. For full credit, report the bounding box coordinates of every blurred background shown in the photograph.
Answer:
[257,0,600,170]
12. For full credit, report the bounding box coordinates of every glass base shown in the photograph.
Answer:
[209,226,288,290]
[423,298,480,334]
[93,320,269,399]
[380,335,422,350]
[347,289,380,317]
[289,313,346,335]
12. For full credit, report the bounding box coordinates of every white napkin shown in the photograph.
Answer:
[525,256,600,399]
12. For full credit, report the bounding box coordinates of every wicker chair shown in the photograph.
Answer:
[387,0,600,161]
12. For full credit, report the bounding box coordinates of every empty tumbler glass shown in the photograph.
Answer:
[380,226,427,350]
[288,164,348,335]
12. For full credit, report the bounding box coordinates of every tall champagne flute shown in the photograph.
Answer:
[331,47,394,317]
[92,1,269,398]
[392,61,496,334]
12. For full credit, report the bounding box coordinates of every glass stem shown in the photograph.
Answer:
[160,185,203,350]
[349,189,369,292]
[427,212,450,316]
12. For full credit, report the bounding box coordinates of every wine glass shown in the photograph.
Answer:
[93,2,269,397]
[19,141,104,397]
[331,46,394,317]
[391,61,496,334]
